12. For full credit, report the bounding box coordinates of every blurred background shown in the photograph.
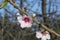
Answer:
[0,0,60,40]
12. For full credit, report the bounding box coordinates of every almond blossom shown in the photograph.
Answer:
[16,13,32,28]
[36,31,50,40]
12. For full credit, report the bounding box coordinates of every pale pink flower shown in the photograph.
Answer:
[16,13,32,28]
[21,15,32,28]
[36,31,50,40]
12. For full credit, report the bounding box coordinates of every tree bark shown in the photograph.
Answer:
[42,0,47,24]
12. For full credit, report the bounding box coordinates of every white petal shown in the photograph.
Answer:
[16,13,20,15]
[46,33,50,39]
[45,31,50,39]
[36,31,42,39]
[17,16,22,23]
[20,21,32,28]
[20,21,27,28]
[26,22,32,28]
[41,36,47,40]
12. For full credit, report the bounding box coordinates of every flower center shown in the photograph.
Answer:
[41,31,46,36]
[23,17,30,23]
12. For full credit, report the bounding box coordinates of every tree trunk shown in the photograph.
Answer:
[42,0,47,24]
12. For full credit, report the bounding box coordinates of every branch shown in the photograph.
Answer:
[7,0,60,37]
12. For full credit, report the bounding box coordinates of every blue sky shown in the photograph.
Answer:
[0,0,60,17]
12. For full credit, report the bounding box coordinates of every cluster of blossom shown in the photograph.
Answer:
[16,13,50,40]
